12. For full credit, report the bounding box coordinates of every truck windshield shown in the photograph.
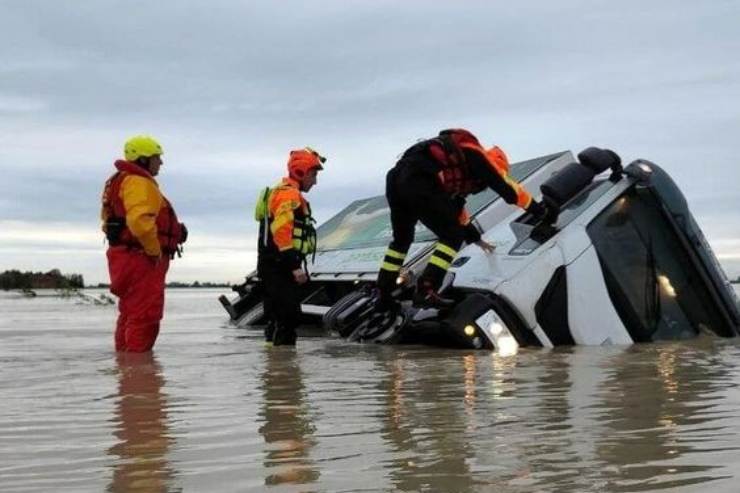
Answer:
[587,186,732,341]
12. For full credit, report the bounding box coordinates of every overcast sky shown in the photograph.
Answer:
[1,0,739,285]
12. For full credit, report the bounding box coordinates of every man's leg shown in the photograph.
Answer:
[376,168,416,303]
[258,262,277,343]
[121,255,169,352]
[410,176,467,304]
[115,306,128,351]
[108,247,132,351]
[271,268,301,346]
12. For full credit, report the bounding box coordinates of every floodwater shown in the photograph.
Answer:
[2,288,740,492]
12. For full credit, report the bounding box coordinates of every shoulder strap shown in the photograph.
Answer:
[435,134,466,165]
[256,186,271,247]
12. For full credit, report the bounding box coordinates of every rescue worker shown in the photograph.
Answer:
[101,135,187,352]
[255,147,325,346]
[377,128,547,308]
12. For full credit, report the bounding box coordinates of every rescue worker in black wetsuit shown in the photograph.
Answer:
[376,128,547,308]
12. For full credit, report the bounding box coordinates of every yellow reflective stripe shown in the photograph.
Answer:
[270,214,292,234]
[435,243,457,258]
[381,261,402,272]
[293,227,303,236]
[385,249,406,260]
[292,239,315,254]
[429,255,451,270]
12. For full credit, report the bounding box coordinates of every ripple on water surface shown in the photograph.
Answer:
[2,288,740,492]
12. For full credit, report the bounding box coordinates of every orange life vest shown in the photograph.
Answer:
[255,177,317,263]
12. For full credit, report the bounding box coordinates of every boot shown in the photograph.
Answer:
[264,321,275,343]
[412,279,455,309]
[374,290,401,313]
[272,324,297,346]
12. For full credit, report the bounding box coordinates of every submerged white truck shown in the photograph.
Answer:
[219,148,740,350]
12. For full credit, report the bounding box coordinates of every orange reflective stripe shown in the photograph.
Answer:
[486,146,510,175]
[266,177,310,253]
[517,188,532,209]
[502,171,532,210]
[270,207,295,251]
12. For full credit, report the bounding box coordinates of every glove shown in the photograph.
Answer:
[526,200,547,220]
[463,222,481,243]
[179,223,188,243]
[280,250,303,271]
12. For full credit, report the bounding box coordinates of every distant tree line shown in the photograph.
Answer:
[95,281,231,288]
[165,281,232,288]
[0,269,84,290]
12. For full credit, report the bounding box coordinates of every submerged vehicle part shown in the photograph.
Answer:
[221,148,740,349]
[444,151,739,347]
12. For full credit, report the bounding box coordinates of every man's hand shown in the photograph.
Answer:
[526,200,547,221]
[475,239,496,254]
[292,268,308,284]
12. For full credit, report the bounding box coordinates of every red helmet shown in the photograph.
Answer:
[440,128,508,173]
[287,147,326,179]
[438,128,482,148]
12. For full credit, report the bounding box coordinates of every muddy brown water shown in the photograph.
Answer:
[2,288,740,492]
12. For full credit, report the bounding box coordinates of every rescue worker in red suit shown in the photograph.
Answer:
[255,147,324,346]
[377,128,547,308]
[101,135,187,352]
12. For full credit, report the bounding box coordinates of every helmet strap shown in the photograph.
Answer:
[135,157,152,173]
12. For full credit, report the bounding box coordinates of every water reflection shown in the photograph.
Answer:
[107,353,175,493]
[509,350,580,489]
[476,343,736,491]
[593,343,733,490]
[258,347,319,486]
[376,351,477,492]
[370,342,738,491]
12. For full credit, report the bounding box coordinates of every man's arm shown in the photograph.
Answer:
[269,188,303,271]
[466,149,530,208]
[456,204,482,244]
[121,175,162,257]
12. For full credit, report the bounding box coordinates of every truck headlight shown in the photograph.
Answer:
[474,309,519,356]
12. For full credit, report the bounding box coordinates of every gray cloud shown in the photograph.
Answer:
[1,0,740,283]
